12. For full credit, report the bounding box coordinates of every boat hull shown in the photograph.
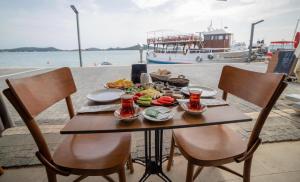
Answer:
[146,50,248,64]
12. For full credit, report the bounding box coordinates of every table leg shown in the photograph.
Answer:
[134,129,172,182]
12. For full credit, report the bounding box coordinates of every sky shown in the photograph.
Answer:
[0,0,299,49]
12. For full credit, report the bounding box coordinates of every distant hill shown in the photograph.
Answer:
[106,44,150,51]
[0,47,62,52]
[85,47,102,51]
[0,44,152,52]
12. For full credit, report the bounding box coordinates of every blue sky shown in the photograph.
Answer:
[0,0,299,49]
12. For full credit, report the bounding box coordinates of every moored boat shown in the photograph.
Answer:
[146,25,249,64]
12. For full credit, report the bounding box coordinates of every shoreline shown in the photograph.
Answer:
[0,62,267,69]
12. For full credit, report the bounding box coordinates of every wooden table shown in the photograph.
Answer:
[61,105,252,181]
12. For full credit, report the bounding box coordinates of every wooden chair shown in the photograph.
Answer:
[0,167,3,175]
[3,67,134,182]
[167,65,287,182]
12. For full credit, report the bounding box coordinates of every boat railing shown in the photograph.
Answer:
[151,47,232,54]
[147,35,201,45]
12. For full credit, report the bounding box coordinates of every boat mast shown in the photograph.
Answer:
[292,18,300,41]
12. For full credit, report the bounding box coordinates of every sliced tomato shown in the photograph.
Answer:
[151,100,163,106]
[157,99,173,105]
[135,93,144,97]
[158,96,174,103]
[133,95,139,101]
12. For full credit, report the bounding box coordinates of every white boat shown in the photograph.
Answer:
[146,26,249,64]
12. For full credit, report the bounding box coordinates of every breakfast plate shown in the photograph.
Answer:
[86,89,124,102]
[180,85,217,98]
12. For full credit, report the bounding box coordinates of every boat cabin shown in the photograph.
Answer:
[202,29,232,49]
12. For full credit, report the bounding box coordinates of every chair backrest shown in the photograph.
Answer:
[218,66,286,149]
[0,93,14,135]
[3,67,76,161]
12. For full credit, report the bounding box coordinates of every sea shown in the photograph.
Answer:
[0,50,145,68]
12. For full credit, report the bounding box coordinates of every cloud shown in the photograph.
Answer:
[131,0,171,9]
[0,0,299,49]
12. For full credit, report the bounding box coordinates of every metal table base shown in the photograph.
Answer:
[133,130,172,182]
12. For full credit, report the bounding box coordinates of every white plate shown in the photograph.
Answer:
[142,106,174,122]
[180,86,217,98]
[114,105,141,122]
[86,89,124,102]
[179,102,207,115]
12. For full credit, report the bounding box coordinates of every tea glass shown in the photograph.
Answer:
[188,89,202,110]
[120,94,135,117]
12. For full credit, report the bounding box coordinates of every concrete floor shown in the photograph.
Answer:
[1,141,300,182]
[1,63,300,168]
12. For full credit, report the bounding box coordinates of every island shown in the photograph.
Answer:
[0,44,150,52]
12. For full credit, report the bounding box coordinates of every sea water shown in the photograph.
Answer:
[0,50,145,68]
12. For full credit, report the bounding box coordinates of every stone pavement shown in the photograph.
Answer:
[1,141,300,182]
[0,63,300,167]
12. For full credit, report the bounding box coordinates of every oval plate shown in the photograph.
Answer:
[86,89,124,103]
[180,86,217,98]
[142,106,174,122]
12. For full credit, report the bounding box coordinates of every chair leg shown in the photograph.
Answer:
[126,154,134,174]
[73,175,88,182]
[0,166,4,176]
[243,156,253,182]
[193,166,203,181]
[118,166,126,182]
[186,161,194,182]
[46,168,57,182]
[103,175,114,182]
[167,136,175,171]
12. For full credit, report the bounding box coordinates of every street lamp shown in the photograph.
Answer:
[70,5,83,67]
[138,44,143,63]
[248,19,264,62]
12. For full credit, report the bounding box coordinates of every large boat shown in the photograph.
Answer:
[146,26,249,64]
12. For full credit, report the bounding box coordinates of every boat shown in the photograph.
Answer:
[146,25,249,64]
[266,18,300,58]
[266,39,298,58]
[101,61,112,65]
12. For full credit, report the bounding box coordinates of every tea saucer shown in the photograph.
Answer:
[114,105,141,122]
[179,102,207,115]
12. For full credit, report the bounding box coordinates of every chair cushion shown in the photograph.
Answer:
[173,125,247,166]
[53,133,131,173]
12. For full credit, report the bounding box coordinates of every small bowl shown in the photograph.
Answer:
[173,88,181,94]
[163,90,174,96]
[168,86,176,90]
[154,83,165,91]
[162,87,171,92]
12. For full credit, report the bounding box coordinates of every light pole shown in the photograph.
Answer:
[139,44,143,63]
[70,5,83,67]
[248,19,264,62]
